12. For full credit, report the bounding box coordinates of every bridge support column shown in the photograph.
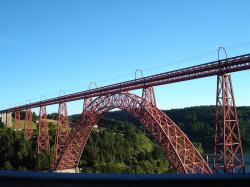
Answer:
[0,113,2,125]
[1,113,8,126]
[37,106,50,154]
[0,113,4,125]
[52,102,69,170]
[142,87,157,133]
[142,87,156,105]
[14,111,21,129]
[24,109,33,140]
[214,74,245,173]
[7,113,13,128]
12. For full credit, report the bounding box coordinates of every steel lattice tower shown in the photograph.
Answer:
[37,106,50,154]
[14,111,21,129]
[24,109,33,140]
[213,74,245,173]
[142,87,156,106]
[52,102,69,170]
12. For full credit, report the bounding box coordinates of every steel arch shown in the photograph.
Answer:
[54,92,212,174]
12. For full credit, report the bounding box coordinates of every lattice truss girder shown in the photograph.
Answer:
[214,74,245,173]
[54,88,212,174]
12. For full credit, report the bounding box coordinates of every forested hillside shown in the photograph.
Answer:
[0,106,250,172]
[104,106,250,152]
[167,106,250,152]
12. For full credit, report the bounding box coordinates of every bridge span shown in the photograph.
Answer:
[0,53,250,113]
[1,51,250,174]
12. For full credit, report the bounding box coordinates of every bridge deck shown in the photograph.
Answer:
[1,53,250,113]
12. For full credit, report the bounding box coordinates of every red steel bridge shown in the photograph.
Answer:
[1,49,250,174]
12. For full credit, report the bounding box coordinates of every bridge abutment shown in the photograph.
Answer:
[55,167,80,173]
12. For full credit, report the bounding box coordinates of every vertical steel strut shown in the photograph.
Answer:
[213,74,245,173]
[37,106,50,154]
[142,87,156,106]
[24,109,33,140]
[52,102,69,169]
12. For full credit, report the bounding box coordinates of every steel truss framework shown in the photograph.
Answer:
[37,106,50,154]
[14,111,21,129]
[54,89,212,174]
[83,98,93,112]
[2,53,250,114]
[24,109,33,140]
[142,87,156,106]
[52,102,69,169]
[214,74,245,173]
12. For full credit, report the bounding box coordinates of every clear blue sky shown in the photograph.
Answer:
[0,0,250,114]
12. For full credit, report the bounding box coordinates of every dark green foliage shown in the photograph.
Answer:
[35,151,52,171]
[97,106,250,153]
[47,113,57,120]
[79,118,170,173]
[165,106,216,152]
[0,128,52,171]
[0,115,170,173]
[0,121,4,129]
[0,128,36,171]
[0,106,250,173]
[32,112,38,122]
[165,106,250,152]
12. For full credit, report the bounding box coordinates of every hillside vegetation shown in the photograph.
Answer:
[104,106,250,152]
[0,106,250,172]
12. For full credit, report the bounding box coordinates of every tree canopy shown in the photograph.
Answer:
[0,105,249,172]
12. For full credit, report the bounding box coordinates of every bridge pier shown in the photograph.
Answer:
[1,112,13,127]
[0,113,4,125]
[214,48,245,173]
[52,102,69,170]
[24,109,33,140]
[37,106,50,154]
[0,113,7,126]
[214,73,245,173]
[7,113,13,127]
[0,113,2,124]
[14,111,21,129]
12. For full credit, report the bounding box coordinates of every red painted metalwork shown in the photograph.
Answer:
[213,74,245,173]
[52,102,69,170]
[24,109,33,140]
[54,92,212,174]
[14,111,21,129]
[2,53,250,113]
[37,106,50,154]
[142,87,156,106]
[83,98,93,111]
